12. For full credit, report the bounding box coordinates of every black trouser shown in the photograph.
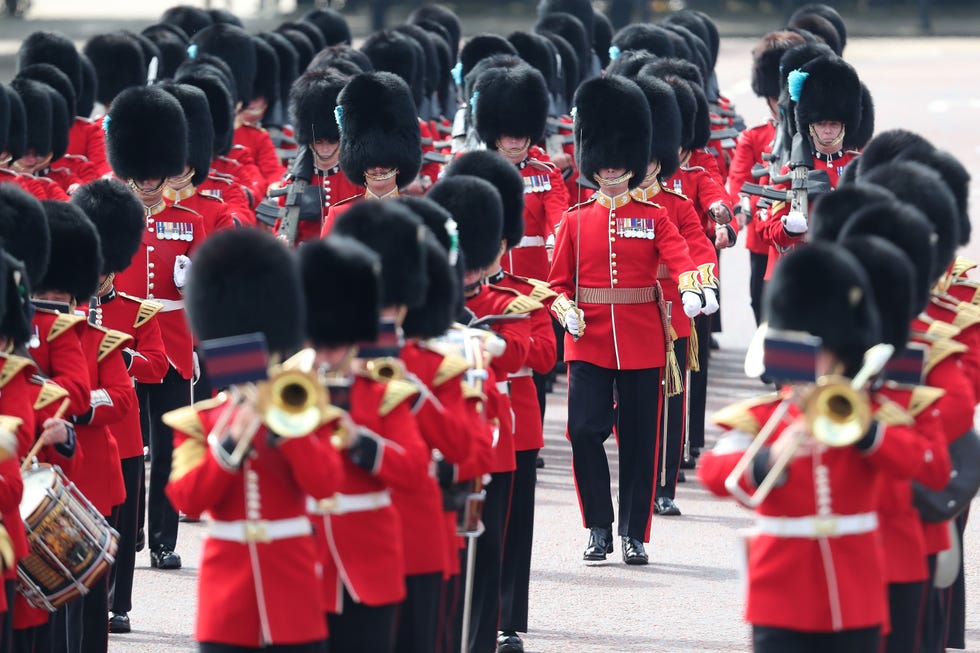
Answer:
[753,625,880,653]
[656,338,688,501]
[440,576,459,653]
[921,554,945,653]
[453,470,513,653]
[394,572,442,653]
[12,622,51,653]
[137,366,192,553]
[0,579,13,652]
[326,590,398,653]
[200,642,328,653]
[688,316,711,451]
[749,252,769,326]
[947,509,968,649]
[885,581,927,653]
[499,449,539,634]
[109,455,143,614]
[567,361,661,540]
[532,373,548,427]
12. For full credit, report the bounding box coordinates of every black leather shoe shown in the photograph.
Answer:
[583,527,613,561]
[497,631,524,652]
[622,537,649,565]
[150,548,182,570]
[677,471,687,483]
[680,455,697,470]
[135,528,145,553]
[108,612,131,634]
[179,513,201,523]
[654,496,681,516]
[535,456,545,469]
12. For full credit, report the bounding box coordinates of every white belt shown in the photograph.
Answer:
[209,516,311,543]
[155,298,185,313]
[307,490,391,516]
[515,236,546,248]
[755,512,878,538]
[508,366,532,379]
[495,380,511,394]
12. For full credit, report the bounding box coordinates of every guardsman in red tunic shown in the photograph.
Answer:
[233,36,286,188]
[35,200,136,653]
[106,86,208,572]
[469,63,569,284]
[628,75,720,516]
[319,72,423,237]
[699,243,925,653]
[330,201,441,653]
[165,229,342,653]
[161,83,238,233]
[72,179,170,635]
[728,31,807,324]
[270,69,361,244]
[548,77,701,565]
[8,78,70,201]
[761,56,866,280]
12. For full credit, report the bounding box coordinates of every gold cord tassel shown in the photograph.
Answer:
[665,344,684,397]
[687,318,700,373]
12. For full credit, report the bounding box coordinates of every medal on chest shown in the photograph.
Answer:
[672,178,683,194]
[523,174,552,193]
[616,217,656,239]
[156,221,194,241]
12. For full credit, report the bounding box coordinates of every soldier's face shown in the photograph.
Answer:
[129,178,166,204]
[311,139,339,161]
[812,121,844,144]
[496,136,530,163]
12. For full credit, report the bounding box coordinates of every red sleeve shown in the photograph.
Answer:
[277,431,344,500]
[525,307,557,375]
[544,167,570,232]
[697,448,745,498]
[763,200,803,250]
[911,408,952,491]
[672,196,719,269]
[417,378,471,464]
[84,121,111,177]
[252,130,286,186]
[727,128,764,196]
[47,331,92,418]
[128,315,169,384]
[210,201,238,232]
[862,422,931,481]
[0,458,23,516]
[547,211,576,302]
[453,401,494,481]
[489,311,531,375]
[39,178,70,201]
[360,400,430,492]
[927,357,977,442]
[694,172,737,237]
[86,348,137,427]
[165,432,238,516]
[652,204,698,282]
[3,374,36,458]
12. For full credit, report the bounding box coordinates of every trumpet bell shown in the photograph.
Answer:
[260,350,330,438]
[803,376,871,448]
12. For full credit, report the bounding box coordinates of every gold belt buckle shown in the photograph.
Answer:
[244,521,271,543]
[317,496,339,515]
[813,516,838,537]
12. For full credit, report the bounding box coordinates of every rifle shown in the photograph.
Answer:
[267,145,315,246]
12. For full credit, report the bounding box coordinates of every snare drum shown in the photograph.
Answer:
[17,464,119,611]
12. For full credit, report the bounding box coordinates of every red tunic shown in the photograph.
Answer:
[68,117,110,179]
[501,157,568,282]
[727,121,776,255]
[320,193,367,237]
[164,185,237,233]
[0,168,48,199]
[664,163,737,240]
[90,290,168,459]
[114,202,206,380]
[548,193,698,370]
[166,397,340,647]
[211,157,259,210]
[234,123,285,187]
[199,173,255,226]
[699,392,925,632]
[224,144,268,200]
[31,175,70,201]
[688,148,726,187]
[399,342,472,463]
[313,374,429,611]
[276,165,363,245]
[418,119,442,189]
[29,308,91,417]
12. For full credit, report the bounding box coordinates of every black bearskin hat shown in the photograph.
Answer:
[765,241,880,376]
[848,82,875,150]
[308,45,374,75]
[337,72,421,189]
[277,28,315,72]
[540,32,578,112]
[663,10,714,64]
[0,183,50,285]
[332,201,427,309]
[409,4,461,64]
[593,10,613,69]
[299,235,382,348]
[142,24,189,80]
[403,232,458,339]
[175,67,234,156]
[188,229,305,354]
[573,76,650,190]
[788,13,842,55]
[40,82,71,161]
[459,34,518,83]
[0,86,9,155]
[37,201,103,301]
[642,56,703,89]
[4,85,26,160]
[809,183,895,243]
[158,82,213,186]
[428,175,504,271]
[279,21,325,52]
[161,5,212,39]
[790,3,847,51]
[444,151,525,250]
[289,69,348,145]
[394,24,439,101]
[302,8,351,46]
[208,8,242,27]
[83,32,147,107]
[792,56,862,147]
[18,62,76,132]
[861,162,959,282]
[17,31,82,98]
[78,55,96,118]
[250,37,279,107]
[837,199,936,313]
[257,32,299,114]
[605,49,658,79]
[71,179,144,275]
[840,235,915,349]
[190,24,256,105]
[106,85,188,182]
[610,23,675,59]
[0,251,32,347]
[536,13,590,82]
[10,78,52,158]
[538,0,595,41]
[751,30,807,99]
[508,31,556,88]
[360,30,421,103]
[635,74,682,178]
[474,64,549,146]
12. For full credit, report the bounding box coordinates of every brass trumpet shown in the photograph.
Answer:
[724,343,893,507]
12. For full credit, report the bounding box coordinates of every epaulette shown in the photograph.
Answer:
[93,327,134,363]
[433,353,471,387]
[460,380,486,402]
[873,399,915,427]
[197,191,225,204]
[33,380,69,411]
[567,196,598,211]
[0,354,36,389]
[632,196,665,209]
[952,302,980,330]
[950,255,977,281]
[0,416,23,438]
[207,173,235,185]
[908,385,946,418]
[161,394,229,441]
[488,285,544,315]
[379,379,420,417]
[926,320,960,340]
[36,310,84,342]
[332,194,363,208]
[242,123,267,134]
[520,277,558,303]
[170,437,207,482]
[169,203,202,218]
[680,165,707,173]
[844,149,861,156]
[925,338,968,374]
[710,393,782,436]
[660,186,689,201]
[526,158,557,173]
[119,293,164,328]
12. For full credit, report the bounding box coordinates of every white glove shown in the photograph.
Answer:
[701,287,719,315]
[782,210,808,235]
[174,255,192,289]
[681,291,703,318]
[564,306,585,338]
[192,351,201,385]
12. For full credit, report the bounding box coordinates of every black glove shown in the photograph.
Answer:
[121,348,134,370]
[436,459,457,489]
[347,429,381,473]
[854,420,881,452]
[53,424,77,458]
